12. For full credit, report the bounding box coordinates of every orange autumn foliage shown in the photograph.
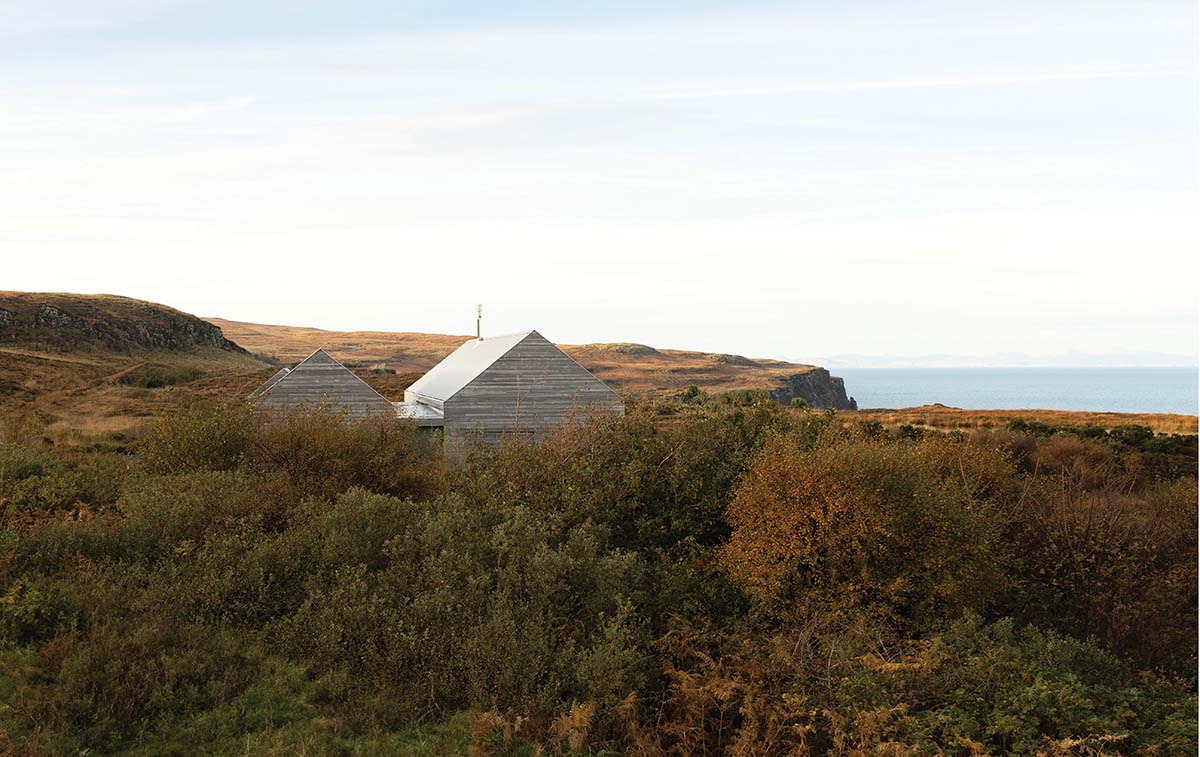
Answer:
[722,432,1018,624]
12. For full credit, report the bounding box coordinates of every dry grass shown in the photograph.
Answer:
[210,318,820,396]
[836,404,1197,435]
[0,345,268,444]
[5,297,1193,443]
[205,318,469,369]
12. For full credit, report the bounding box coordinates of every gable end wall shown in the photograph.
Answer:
[443,333,622,442]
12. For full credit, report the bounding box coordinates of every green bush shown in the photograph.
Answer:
[0,576,84,642]
[117,470,262,556]
[0,443,126,513]
[139,402,255,475]
[251,407,440,502]
[826,614,1197,754]
[116,364,203,388]
[642,612,1197,754]
[282,493,646,724]
[46,621,261,746]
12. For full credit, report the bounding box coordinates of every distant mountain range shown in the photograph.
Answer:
[815,352,1198,369]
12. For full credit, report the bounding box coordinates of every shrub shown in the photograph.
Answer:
[116,364,203,388]
[0,577,84,643]
[42,620,261,746]
[0,444,126,514]
[283,493,646,724]
[1007,476,1198,674]
[117,470,261,556]
[139,402,255,475]
[304,488,417,573]
[635,612,1196,755]
[0,399,1195,753]
[1031,435,1118,491]
[723,433,1016,625]
[251,408,439,502]
[823,614,1198,754]
[722,389,771,407]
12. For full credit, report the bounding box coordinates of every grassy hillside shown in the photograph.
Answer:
[208,318,827,397]
[3,297,846,443]
[0,293,267,442]
[2,294,1194,442]
[1,292,245,354]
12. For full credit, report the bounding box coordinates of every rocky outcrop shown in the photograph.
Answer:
[770,367,857,410]
[0,292,246,354]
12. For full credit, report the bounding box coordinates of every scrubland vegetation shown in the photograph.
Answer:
[0,399,1196,755]
[838,406,1197,437]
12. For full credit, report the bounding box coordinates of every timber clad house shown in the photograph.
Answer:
[248,349,395,419]
[249,330,624,446]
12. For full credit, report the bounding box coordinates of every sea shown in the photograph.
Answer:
[830,368,1198,416]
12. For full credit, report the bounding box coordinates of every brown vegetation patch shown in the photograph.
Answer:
[837,405,1197,435]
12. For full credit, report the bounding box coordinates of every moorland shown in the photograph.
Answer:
[1,291,1196,755]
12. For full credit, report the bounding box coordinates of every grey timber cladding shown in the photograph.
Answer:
[253,349,394,419]
[247,367,290,400]
[442,330,623,442]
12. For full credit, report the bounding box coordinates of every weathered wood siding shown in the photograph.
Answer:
[247,367,290,400]
[255,349,395,419]
[443,331,623,445]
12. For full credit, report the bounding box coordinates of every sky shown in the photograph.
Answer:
[2,0,1197,365]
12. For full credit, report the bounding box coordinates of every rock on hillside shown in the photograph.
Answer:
[0,292,246,354]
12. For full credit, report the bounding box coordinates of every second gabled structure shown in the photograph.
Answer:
[402,329,623,444]
[252,348,396,419]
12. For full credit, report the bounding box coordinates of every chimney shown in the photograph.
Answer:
[476,304,482,339]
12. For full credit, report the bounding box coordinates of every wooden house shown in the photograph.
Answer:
[250,348,395,419]
[401,329,623,445]
[247,332,623,449]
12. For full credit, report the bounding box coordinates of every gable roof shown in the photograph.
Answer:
[404,330,536,404]
[247,367,290,400]
[252,348,394,417]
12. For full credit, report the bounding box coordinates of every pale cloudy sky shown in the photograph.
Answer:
[1,1,1196,363]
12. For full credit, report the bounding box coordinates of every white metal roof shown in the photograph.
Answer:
[404,330,535,403]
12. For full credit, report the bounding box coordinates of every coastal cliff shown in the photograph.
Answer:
[770,367,857,410]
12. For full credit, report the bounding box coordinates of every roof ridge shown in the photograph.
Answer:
[255,347,390,404]
[475,328,535,340]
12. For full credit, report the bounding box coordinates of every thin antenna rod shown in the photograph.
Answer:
[476,304,482,339]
